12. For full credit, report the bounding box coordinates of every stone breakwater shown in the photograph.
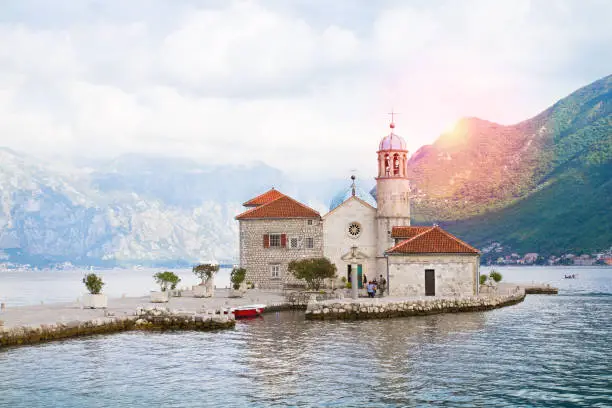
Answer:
[305,290,526,321]
[0,306,235,348]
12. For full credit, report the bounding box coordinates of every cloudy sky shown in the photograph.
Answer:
[0,0,610,178]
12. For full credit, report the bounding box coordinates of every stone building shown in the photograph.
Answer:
[236,119,481,296]
[235,190,323,289]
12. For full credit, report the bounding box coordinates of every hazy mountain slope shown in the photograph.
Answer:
[0,149,352,267]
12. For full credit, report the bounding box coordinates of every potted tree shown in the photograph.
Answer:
[151,271,181,303]
[82,273,107,309]
[192,263,219,297]
[229,267,247,297]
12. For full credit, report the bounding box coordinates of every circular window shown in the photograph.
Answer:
[348,222,362,238]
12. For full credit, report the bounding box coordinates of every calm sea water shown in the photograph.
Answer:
[1,266,611,407]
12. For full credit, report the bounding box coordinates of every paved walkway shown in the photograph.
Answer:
[0,289,286,329]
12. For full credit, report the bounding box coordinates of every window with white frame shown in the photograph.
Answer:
[305,237,314,249]
[269,233,281,247]
[290,237,299,249]
[270,264,281,279]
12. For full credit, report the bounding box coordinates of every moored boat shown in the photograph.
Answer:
[231,304,266,318]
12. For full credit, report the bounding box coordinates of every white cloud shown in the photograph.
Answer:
[0,0,610,178]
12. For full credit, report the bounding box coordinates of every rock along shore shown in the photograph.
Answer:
[0,306,234,348]
[305,289,527,321]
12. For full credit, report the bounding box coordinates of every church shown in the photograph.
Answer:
[235,120,481,297]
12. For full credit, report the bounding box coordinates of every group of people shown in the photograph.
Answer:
[364,274,387,298]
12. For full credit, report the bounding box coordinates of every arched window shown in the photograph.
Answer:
[384,154,390,176]
[393,154,400,176]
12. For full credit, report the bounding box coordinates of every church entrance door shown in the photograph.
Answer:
[425,269,435,296]
[347,265,364,289]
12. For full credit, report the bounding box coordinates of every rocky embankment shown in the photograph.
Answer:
[0,306,235,348]
[305,290,526,320]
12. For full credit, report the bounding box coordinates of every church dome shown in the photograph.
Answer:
[329,182,377,212]
[379,132,407,151]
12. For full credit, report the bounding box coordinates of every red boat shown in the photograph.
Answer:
[231,304,266,318]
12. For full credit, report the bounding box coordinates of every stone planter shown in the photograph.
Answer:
[229,288,245,298]
[82,294,108,309]
[193,285,209,298]
[150,291,169,303]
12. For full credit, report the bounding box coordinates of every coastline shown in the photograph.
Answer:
[0,283,559,349]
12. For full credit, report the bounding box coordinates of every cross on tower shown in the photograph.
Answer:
[388,109,400,124]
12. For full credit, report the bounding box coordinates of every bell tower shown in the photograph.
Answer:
[375,116,411,269]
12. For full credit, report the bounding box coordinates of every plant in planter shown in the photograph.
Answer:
[82,273,107,308]
[479,274,488,285]
[489,270,503,283]
[230,267,247,297]
[192,263,219,297]
[151,271,181,303]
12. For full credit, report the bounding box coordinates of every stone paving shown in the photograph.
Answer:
[0,289,286,329]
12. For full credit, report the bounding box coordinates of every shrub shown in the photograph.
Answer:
[345,282,352,289]
[288,258,337,290]
[479,274,488,285]
[341,276,347,283]
[230,267,247,290]
[83,273,104,295]
[246,281,253,289]
[489,270,503,283]
[192,263,219,284]
[154,271,181,292]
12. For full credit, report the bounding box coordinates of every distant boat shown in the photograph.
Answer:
[564,274,577,279]
[229,304,266,318]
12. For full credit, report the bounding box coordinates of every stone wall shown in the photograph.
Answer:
[239,218,323,289]
[305,290,525,320]
[387,254,479,297]
[0,307,235,348]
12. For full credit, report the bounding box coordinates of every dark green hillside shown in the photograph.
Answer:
[442,161,612,256]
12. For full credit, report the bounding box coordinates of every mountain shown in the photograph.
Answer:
[407,74,612,256]
[0,148,354,267]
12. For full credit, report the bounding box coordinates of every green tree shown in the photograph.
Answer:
[154,271,181,292]
[288,258,337,290]
[192,263,219,285]
[230,267,247,290]
[83,273,104,295]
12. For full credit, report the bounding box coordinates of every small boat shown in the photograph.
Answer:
[231,304,266,318]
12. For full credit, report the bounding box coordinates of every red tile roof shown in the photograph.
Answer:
[391,226,433,239]
[386,226,479,255]
[242,188,285,207]
[236,195,321,220]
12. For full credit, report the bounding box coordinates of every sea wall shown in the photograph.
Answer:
[0,306,235,348]
[305,290,526,321]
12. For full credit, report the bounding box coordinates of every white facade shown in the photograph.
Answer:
[323,196,377,287]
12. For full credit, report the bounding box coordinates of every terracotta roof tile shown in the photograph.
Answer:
[386,226,479,254]
[391,226,433,239]
[242,188,285,207]
[236,195,321,220]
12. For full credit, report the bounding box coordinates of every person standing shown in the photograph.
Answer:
[366,281,374,298]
